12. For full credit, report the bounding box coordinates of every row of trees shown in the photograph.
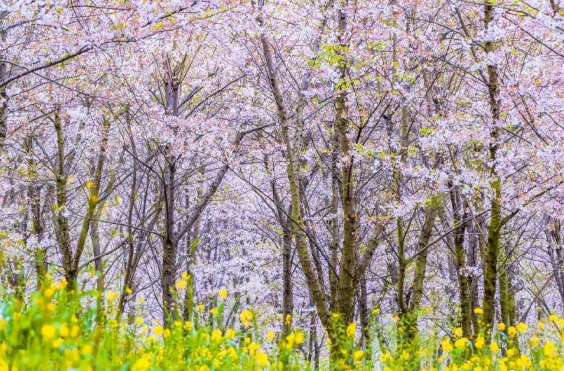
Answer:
[1,0,564,363]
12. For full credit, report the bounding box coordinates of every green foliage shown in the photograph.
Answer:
[0,276,311,371]
[2,280,564,371]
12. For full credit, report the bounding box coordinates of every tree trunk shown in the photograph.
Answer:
[481,1,503,333]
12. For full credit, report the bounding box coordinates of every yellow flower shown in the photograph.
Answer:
[126,287,133,295]
[285,334,295,349]
[379,352,391,363]
[41,324,56,340]
[181,272,190,281]
[548,314,558,323]
[211,329,222,341]
[240,310,253,327]
[218,288,228,300]
[184,321,193,331]
[70,325,80,338]
[132,354,152,371]
[175,279,187,290]
[346,323,356,338]
[544,341,557,358]
[266,331,275,342]
[489,342,500,353]
[516,355,532,369]
[248,342,260,355]
[294,331,304,345]
[353,350,365,360]
[55,279,67,290]
[372,308,380,315]
[153,326,163,336]
[497,323,506,331]
[474,336,485,349]
[225,328,235,339]
[254,350,269,367]
[52,337,64,348]
[59,323,69,337]
[135,317,144,326]
[538,321,545,331]
[285,314,291,325]
[106,291,118,301]
[454,338,467,349]
[507,326,517,338]
[474,307,484,315]
[81,344,92,356]
[43,288,55,298]
[530,337,540,347]
[198,304,205,312]
[454,327,463,338]
[516,322,528,333]
[210,307,218,315]
[441,339,453,352]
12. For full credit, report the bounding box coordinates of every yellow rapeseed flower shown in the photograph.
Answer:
[353,350,365,360]
[247,342,260,355]
[80,344,92,356]
[516,322,528,333]
[441,339,453,352]
[52,337,64,348]
[454,338,467,349]
[175,279,187,290]
[294,331,304,345]
[254,350,269,367]
[474,336,485,349]
[507,326,517,338]
[154,326,163,336]
[544,341,557,358]
[59,323,69,337]
[497,323,506,331]
[266,331,275,342]
[285,334,295,349]
[285,314,291,325]
[474,307,484,315]
[41,324,56,341]
[225,328,235,339]
[346,323,356,338]
[240,310,253,327]
[132,354,152,371]
[218,288,228,300]
[211,329,222,341]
